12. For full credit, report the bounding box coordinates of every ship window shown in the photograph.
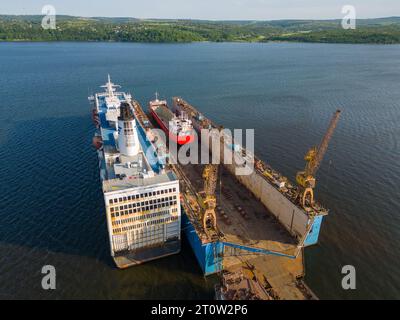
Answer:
[123,197,127,202]
[157,191,160,195]
[128,196,131,201]
[119,198,122,202]
[109,199,113,204]
[173,188,176,192]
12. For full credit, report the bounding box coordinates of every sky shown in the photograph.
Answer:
[1,0,399,20]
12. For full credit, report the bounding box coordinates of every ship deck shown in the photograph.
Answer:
[153,104,173,122]
[96,92,165,184]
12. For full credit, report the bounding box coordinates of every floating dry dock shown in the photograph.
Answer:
[171,98,328,274]
[142,97,325,298]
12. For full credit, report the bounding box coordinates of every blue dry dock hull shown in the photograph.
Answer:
[182,213,223,276]
[182,212,324,276]
[304,215,324,247]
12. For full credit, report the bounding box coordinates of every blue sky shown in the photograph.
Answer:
[2,0,399,20]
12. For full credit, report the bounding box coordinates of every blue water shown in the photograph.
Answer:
[0,42,399,299]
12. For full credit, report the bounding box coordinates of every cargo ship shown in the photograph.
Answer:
[89,76,181,268]
[149,94,194,145]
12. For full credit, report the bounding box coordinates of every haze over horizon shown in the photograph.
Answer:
[1,0,400,21]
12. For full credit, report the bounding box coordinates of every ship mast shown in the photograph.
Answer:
[101,74,121,97]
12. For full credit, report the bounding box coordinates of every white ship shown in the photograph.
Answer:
[90,75,181,268]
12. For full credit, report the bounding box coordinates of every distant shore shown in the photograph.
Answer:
[1,15,400,44]
[1,39,399,45]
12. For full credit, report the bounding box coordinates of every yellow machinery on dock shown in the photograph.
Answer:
[296,110,342,208]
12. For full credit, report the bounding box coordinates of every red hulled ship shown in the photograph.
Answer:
[149,94,195,145]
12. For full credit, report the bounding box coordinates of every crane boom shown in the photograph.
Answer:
[296,109,342,208]
[203,164,218,196]
[202,164,219,230]
[306,110,342,177]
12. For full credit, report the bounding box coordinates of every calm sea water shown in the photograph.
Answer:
[0,42,399,299]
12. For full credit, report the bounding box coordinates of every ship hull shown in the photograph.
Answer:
[150,108,194,145]
[113,240,181,269]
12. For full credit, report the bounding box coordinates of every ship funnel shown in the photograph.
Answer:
[117,102,140,156]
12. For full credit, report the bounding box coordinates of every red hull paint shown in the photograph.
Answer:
[150,108,194,145]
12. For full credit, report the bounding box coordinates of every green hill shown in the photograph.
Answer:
[1,15,400,44]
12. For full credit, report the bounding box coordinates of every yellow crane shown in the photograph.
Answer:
[296,110,342,208]
[202,164,218,230]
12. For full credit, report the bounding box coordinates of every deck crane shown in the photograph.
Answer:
[296,110,342,208]
[202,164,219,231]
